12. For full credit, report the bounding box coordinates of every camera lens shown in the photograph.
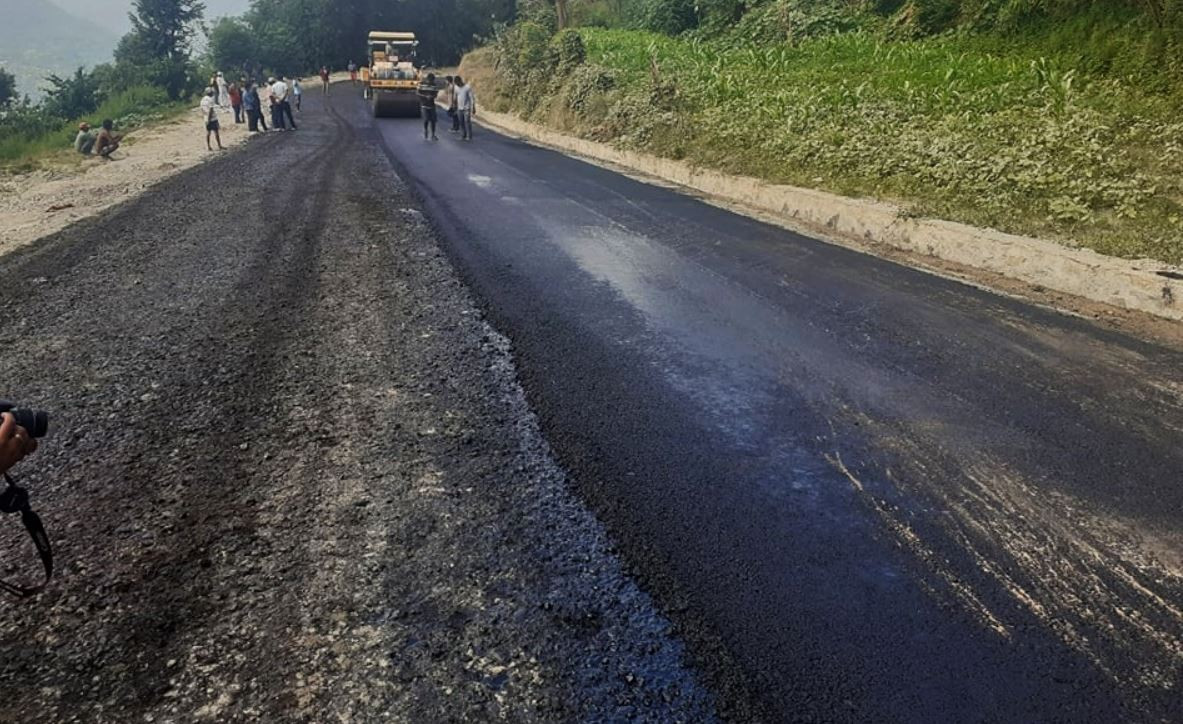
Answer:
[12,409,49,438]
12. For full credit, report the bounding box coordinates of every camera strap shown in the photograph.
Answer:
[0,473,53,597]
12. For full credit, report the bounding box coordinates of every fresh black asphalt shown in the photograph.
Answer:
[374,104,1183,721]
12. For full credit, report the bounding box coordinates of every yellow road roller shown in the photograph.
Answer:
[366,31,421,117]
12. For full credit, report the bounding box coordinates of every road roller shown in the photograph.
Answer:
[366,31,421,118]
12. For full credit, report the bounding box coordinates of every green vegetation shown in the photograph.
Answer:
[470,0,1183,264]
[208,0,515,75]
[0,0,203,169]
[0,87,184,166]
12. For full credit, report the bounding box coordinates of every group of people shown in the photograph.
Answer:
[73,66,479,160]
[200,73,305,150]
[417,74,477,142]
[73,119,121,160]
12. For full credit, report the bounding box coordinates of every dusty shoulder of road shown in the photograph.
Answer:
[0,73,341,259]
[0,107,256,258]
[0,87,715,720]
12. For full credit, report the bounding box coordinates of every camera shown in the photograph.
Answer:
[0,401,49,438]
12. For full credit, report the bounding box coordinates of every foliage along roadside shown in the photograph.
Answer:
[469,4,1183,265]
[0,86,186,169]
[0,0,208,171]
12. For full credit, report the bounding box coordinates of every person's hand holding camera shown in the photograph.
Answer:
[0,413,37,476]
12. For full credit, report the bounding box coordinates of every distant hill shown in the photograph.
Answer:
[47,0,253,35]
[0,0,118,99]
[0,0,252,100]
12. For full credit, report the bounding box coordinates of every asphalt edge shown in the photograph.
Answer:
[471,109,1182,323]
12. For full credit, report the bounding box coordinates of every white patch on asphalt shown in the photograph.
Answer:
[467,174,493,188]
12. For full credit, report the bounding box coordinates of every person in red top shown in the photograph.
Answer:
[320,66,330,94]
[227,81,243,124]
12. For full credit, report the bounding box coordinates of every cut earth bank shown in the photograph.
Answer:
[457,59,1183,328]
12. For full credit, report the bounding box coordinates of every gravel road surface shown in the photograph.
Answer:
[378,94,1183,721]
[0,86,714,721]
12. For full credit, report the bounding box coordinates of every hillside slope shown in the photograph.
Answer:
[0,0,118,98]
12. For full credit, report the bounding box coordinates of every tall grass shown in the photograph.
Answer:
[0,86,186,167]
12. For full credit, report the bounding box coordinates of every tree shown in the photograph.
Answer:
[208,17,259,73]
[115,0,206,99]
[127,0,206,62]
[0,67,16,108]
[42,67,104,119]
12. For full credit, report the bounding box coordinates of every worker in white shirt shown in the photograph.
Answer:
[200,88,224,151]
[280,76,298,128]
[216,72,229,107]
[268,77,287,130]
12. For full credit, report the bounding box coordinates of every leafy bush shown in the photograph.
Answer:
[732,0,868,43]
[562,64,617,114]
[888,0,963,37]
[641,0,699,35]
[42,67,106,120]
[550,28,588,71]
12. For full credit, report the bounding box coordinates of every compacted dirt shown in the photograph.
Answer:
[0,85,714,721]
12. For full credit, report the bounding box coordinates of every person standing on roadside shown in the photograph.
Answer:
[280,76,298,129]
[201,88,224,151]
[348,61,358,85]
[268,76,286,131]
[228,81,243,124]
[417,73,439,141]
[320,65,330,93]
[453,76,477,141]
[445,75,461,134]
[244,80,265,132]
[216,72,229,107]
[291,77,303,112]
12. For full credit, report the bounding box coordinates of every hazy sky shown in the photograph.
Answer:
[49,0,253,35]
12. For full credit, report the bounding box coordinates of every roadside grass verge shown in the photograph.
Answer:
[467,15,1183,265]
[0,86,189,173]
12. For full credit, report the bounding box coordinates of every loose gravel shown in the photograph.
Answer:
[0,86,716,722]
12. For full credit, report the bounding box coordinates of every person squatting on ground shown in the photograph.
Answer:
[228,81,243,124]
[201,88,224,151]
[418,73,439,141]
[0,413,37,479]
[94,119,122,160]
[74,122,95,155]
[453,76,477,141]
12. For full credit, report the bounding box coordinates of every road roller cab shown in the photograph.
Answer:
[366,31,421,117]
